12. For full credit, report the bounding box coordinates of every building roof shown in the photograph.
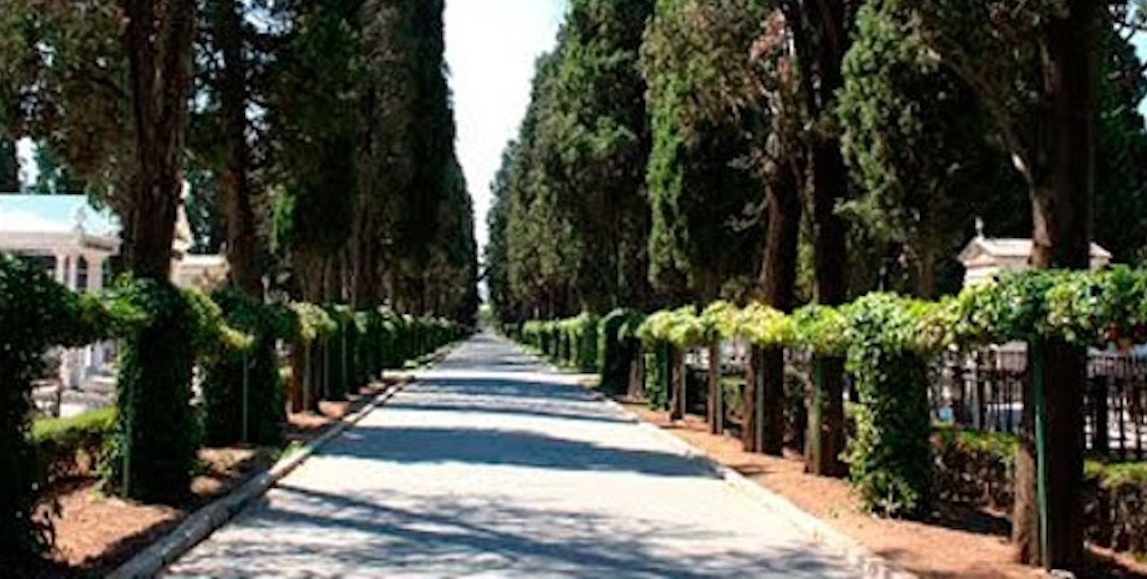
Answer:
[958,236,1113,265]
[0,193,119,236]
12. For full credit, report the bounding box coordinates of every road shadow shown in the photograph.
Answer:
[325,424,712,478]
[168,484,853,578]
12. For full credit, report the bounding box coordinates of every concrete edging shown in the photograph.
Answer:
[109,342,462,579]
[587,391,918,579]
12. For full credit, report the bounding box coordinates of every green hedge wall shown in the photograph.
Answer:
[0,255,103,568]
[0,247,471,570]
[597,309,644,396]
[201,290,286,447]
[933,428,1147,556]
[103,280,199,504]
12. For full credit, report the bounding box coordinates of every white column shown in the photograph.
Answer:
[86,254,105,292]
[54,254,67,284]
[86,254,107,369]
[67,253,79,291]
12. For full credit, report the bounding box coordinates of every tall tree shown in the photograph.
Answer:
[768,0,856,477]
[192,0,267,295]
[880,0,1104,567]
[641,0,766,305]
[537,0,654,313]
[838,3,1028,298]
[355,0,455,311]
[270,0,362,303]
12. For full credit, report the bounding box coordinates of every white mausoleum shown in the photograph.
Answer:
[958,221,1112,288]
[0,194,230,388]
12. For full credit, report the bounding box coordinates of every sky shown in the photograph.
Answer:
[445,0,567,251]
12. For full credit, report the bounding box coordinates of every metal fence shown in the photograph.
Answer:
[668,341,1147,461]
[932,345,1147,461]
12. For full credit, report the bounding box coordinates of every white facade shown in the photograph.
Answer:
[0,194,230,390]
[958,234,1112,288]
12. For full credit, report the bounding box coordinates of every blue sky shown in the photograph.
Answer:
[445,0,567,250]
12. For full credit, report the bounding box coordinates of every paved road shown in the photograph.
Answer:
[166,332,858,578]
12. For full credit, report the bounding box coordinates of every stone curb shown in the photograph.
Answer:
[584,391,918,579]
[110,343,460,579]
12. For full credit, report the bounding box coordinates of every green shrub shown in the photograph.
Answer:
[33,407,116,483]
[325,306,355,401]
[932,428,1147,558]
[843,293,934,519]
[103,279,199,504]
[0,255,104,568]
[598,309,644,396]
[200,290,285,447]
[932,426,1017,509]
[644,340,672,411]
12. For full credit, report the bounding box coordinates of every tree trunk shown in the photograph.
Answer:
[758,151,801,456]
[788,0,851,478]
[741,343,759,452]
[806,139,849,477]
[1013,3,1097,569]
[668,346,684,421]
[121,0,196,281]
[707,341,722,435]
[214,0,261,296]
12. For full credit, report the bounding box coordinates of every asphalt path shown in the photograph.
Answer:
[165,332,858,578]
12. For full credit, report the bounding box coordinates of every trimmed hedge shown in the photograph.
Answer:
[844,294,934,518]
[933,427,1147,556]
[32,407,116,483]
[597,308,645,396]
[103,280,201,504]
[201,289,286,447]
[0,247,471,569]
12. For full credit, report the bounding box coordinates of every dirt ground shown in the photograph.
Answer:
[621,401,1147,579]
[30,382,398,578]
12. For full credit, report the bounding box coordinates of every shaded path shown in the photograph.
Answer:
[166,332,858,578]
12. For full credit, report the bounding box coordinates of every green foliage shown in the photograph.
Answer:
[200,289,286,447]
[637,306,707,348]
[842,293,933,519]
[701,301,794,348]
[0,255,104,567]
[838,2,1027,297]
[32,407,116,483]
[934,428,1147,556]
[598,309,645,396]
[790,305,851,357]
[644,340,673,411]
[102,279,199,504]
[640,0,768,299]
[324,305,356,401]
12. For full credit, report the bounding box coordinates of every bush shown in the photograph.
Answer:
[33,407,116,483]
[932,427,1147,557]
[103,280,200,504]
[843,293,934,519]
[325,306,356,401]
[200,290,285,447]
[598,309,644,396]
[644,340,672,411]
[932,426,1016,510]
[0,255,104,568]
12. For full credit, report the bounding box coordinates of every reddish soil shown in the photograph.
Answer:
[621,401,1147,579]
[29,381,402,578]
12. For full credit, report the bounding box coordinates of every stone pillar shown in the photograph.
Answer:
[86,254,105,292]
[67,253,79,290]
[54,254,67,284]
